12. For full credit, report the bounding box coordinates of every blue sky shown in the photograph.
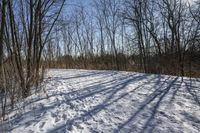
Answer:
[63,0,93,17]
[67,0,92,7]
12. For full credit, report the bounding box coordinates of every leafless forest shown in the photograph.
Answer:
[0,0,200,120]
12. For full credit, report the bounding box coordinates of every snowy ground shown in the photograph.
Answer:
[1,69,200,133]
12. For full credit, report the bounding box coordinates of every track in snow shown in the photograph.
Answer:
[1,69,200,133]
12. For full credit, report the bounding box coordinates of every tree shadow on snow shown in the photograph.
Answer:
[116,76,179,133]
[2,70,199,133]
[116,76,200,133]
[183,78,200,106]
[47,74,187,133]
[47,73,154,133]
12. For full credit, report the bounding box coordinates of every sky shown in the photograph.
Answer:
[67,0,92,7]
[65,0,195,9]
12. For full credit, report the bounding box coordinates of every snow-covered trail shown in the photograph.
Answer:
[1,69,200,133]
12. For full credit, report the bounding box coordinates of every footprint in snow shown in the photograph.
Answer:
[51,112,57,118]
[28,130,34,133]
[62,114,67,120]
[39,122,45,129]
[55,117,60,123]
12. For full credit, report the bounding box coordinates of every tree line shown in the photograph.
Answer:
[46,0,200,77]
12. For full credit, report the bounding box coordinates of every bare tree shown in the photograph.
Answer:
[0,0,7,120]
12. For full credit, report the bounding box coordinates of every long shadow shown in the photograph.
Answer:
[139,77,178,133]
[4,70,194,133]
[26,71,119,105]
[116,76,178,133]
[26,72,131,105]
[45,71,118,82]
[3,71,140,132]
[66,74,142,102]
[0,101,59,132]
[183,78,200,106]
[45,75,178,133]
[167,78,184,105]
[47,74,154,133]
[181,111,200,129]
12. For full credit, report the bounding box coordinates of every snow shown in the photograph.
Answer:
[1,69,200,133]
